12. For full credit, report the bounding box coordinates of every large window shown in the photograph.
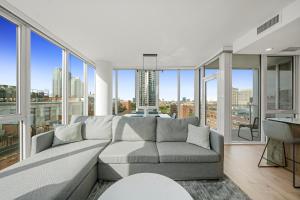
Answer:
[112,69,196,118]
[87,65,95,116]
[159,70,178,117]
[30,31,63,136]
[267,56,293,111]
[117,70,136,115]
[180,70,195,118]
[68,54,84,119]
[0,16,20,170]
[0,16,17,115]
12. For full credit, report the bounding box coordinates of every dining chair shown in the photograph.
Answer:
[238,117,259,141]
[259,120,300,188]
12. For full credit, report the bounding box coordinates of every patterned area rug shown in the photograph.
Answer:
[87,176,250,200]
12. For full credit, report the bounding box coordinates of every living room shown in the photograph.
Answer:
[0,0,300,200]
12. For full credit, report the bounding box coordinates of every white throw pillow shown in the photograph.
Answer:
[186,124,210,150]
[52,122,83,147]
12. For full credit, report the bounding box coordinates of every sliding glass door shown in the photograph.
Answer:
[231,55,261,142]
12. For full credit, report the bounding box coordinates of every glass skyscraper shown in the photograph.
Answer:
[136,70,158,109]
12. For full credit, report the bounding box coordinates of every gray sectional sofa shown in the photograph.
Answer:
[0,115,224,200]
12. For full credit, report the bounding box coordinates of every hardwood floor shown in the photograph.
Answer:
[224,145,300,200]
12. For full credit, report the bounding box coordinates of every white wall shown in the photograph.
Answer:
[95,60,112,115]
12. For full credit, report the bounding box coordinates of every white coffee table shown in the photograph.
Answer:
[99,173,193,200]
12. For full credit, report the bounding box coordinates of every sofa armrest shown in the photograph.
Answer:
[31,130,54,156]
[210,130,224,162]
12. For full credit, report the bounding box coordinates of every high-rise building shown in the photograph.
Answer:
[232,88,239,105]
[136,70,158,108]
[52,67,62,97]
[71,77,83,98]
[238,89,252,105]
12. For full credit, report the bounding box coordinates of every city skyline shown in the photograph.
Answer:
[0,18,95,96]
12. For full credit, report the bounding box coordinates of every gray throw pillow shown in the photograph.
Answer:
[186,124,210,150]
[52,122,83,147]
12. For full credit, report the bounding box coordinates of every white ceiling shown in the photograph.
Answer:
[4,0,295,67]
[236,18,300,55]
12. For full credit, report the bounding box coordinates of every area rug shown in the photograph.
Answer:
[87,176,250,200]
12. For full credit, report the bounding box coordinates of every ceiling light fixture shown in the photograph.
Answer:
[142,54,158,71]
[265,48,273,52]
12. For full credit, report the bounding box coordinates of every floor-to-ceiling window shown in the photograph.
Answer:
[179,70,195,118]
[30,31,63,137]
[266,56,294,118]
[159,70,178,117]
[0,11,94,170]
[87,65,95,116]
[231,55,260,142]
[68,54,84,120]
[0,16,20,170]
[113,70,136,115]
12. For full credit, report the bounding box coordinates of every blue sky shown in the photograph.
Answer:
[0,17,17,86]
[0,16,95,96]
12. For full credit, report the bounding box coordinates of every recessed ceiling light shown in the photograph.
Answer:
[265,48,273,52]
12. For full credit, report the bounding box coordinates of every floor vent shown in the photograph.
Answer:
[257,14,279,35]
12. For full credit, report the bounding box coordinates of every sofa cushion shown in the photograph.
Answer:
[84,116,114,140]
[156,117,199,142]
[99,141,159,163]
[112,116,156,141]
[186,124,211,150]
[157,142,220,163]
[0,140,110,200]
[52,122,83,147]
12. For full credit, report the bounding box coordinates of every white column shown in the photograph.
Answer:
[95,60,112,115]
[194,68,200,118]
[218,52,232,144]
[252,68,259,122]
[260,55,267,142]
[19,25,31,159]
[295,55,300,117]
